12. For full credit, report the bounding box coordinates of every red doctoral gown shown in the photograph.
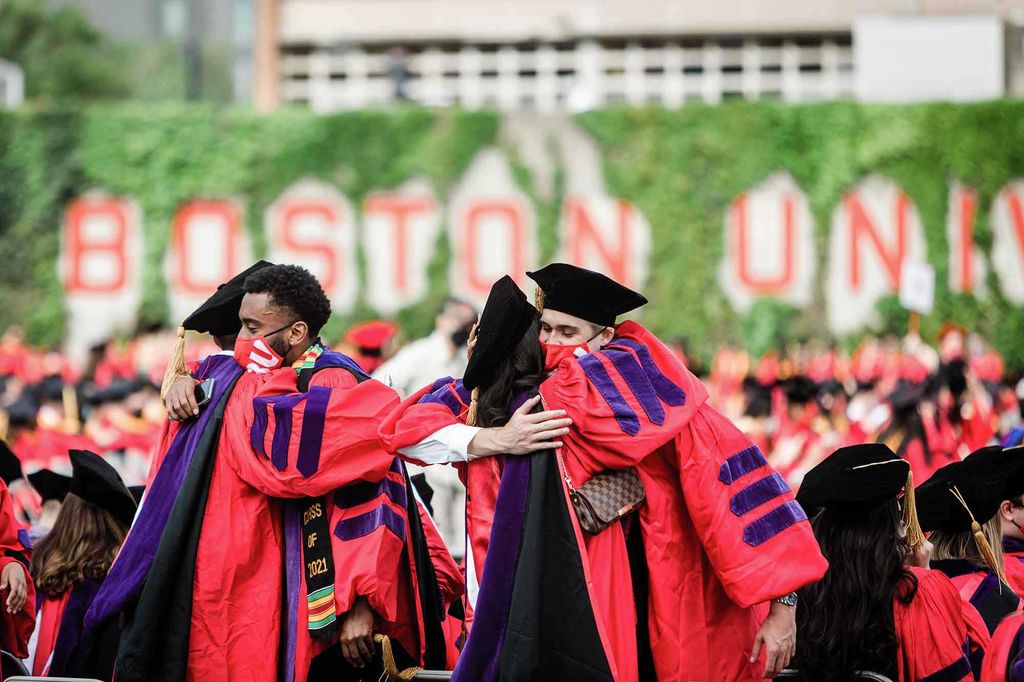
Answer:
[381,321,828,681]
[185,363,460,681]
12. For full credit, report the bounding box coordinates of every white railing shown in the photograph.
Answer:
[280,37,854,112]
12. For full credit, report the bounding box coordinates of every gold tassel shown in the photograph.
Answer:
[465,387,480,426]
[950,485,1008,587]
[533,287,545,311]
[373,634,421,681]
[62,385,80,434]
[972,519,1008,587]
[160,326,189,401]
[0,411,8,442]
[902,469,926,551]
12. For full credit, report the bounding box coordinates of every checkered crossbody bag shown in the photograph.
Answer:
[557,453,646,535]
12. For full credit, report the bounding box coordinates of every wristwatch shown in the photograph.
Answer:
[773,592,798,607]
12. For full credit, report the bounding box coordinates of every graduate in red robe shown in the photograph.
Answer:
[383,264,829,681]
[0,475,34,661]
[91,264,460,682]
[917,448,1023,634]
[985,612,1024,681]
[794,443,989,681]
[26,449,135,679]
[972,446,1024,603]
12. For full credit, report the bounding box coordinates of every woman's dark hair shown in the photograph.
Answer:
[474,317,547,428]
[793,499,918,682]
[31,493,130,595]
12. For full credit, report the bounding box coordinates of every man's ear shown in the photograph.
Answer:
[598,326,615,347]
[290,320,310,346]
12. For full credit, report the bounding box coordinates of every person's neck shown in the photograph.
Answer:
[285,338,316,367]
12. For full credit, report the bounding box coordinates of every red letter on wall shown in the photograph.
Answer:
[170,200,242,294]
[731,193,796,294]
[461,200,527,292]
[847,190,909,289]
[64,198,132,293]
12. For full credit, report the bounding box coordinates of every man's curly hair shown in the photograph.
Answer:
[244,264,332,338]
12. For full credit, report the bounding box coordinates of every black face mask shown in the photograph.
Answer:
[451,325,473,348]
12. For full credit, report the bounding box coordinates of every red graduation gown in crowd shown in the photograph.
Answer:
[183,363,461,682]
[0,480,34,658]
[1005,537,1024,597]
[896,566,990,681]
[381,321,828,682]
[984,612,1024,681]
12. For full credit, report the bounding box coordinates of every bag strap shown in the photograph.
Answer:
[555,450,578,496]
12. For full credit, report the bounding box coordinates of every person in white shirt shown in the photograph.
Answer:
[373,297,477,556]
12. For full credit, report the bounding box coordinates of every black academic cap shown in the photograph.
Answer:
[526,263,647,327]
[915,457,1007,533]
[463,276,538,391]
[888,380,928,414]
[28,469,71,503]
[182,260,274,336]
[68,450,137,526]
[0,441,22,486]
[783,376,816,405]
[128,485,145,505]
[38,375,65,402]
[4,396,37,426]
[964,445,1024,501]
[797,444,909,514]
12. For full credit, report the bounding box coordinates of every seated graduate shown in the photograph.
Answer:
[793,443,989,682]
[26,449,136,679]
[26,469,71,544]
[916,450,1022,634]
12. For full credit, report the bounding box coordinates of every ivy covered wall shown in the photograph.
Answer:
[2,101,1024,367]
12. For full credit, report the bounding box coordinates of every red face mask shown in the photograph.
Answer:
[542,341,589,371]
[233,322,294,374]
[541,328,607,371]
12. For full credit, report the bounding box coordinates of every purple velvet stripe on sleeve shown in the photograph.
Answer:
[578,354,640,436]
[421,385,464,417]
[250,397,271,457]
[83,355,242,636]
[296,386,331,477]
[969,573,999,613]
[427,376,454,394]
[452,455,530,682]
[604,350,665,425]
[729,472,789,516]
[271,394,306,472]
[452,379,471,406]
[718,445,769,484]
[918,654,972,682]
[742,500,807,547]
[280,503,301,682]
[606,338,686,406]
[389,457,404,475]
[334,477,407,510]
[333,505,407,542]
[17,528,31,551]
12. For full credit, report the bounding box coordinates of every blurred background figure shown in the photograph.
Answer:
[373,298,476,397]
[25,469,70,543]
[372,299,476,558]
[26,450,136,680]
[339,320,398,375]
